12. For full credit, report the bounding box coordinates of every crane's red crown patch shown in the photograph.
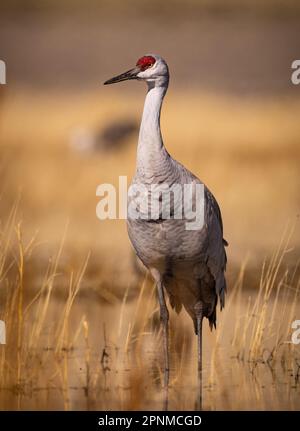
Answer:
[136,56,156,71]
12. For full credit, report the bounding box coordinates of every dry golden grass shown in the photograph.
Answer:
[0,211,299,410]
[0,88,299,409]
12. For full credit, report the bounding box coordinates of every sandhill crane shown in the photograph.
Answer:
[104,54,227,409]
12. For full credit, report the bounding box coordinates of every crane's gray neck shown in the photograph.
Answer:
[136,80,169,178]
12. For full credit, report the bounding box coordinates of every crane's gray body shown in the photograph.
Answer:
[128,153,227,331]
[125,59,227,331]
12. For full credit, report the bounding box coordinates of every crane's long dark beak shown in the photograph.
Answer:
[103,67,139,85]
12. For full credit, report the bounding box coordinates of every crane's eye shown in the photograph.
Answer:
[136,55,156,71]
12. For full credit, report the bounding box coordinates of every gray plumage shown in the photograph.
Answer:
[128,156,227,332]
[104,53,227,408]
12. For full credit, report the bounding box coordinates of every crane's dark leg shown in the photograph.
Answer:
[195,302,204,411]
[157,281,169,408]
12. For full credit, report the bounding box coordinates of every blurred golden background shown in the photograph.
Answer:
[0,1,299,410]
